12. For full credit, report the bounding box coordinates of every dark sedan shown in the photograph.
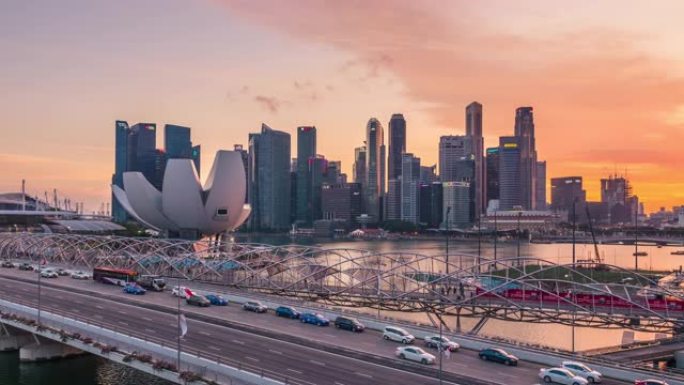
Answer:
[478,348,518,366]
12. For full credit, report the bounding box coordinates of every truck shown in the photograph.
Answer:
[137,275,166,291]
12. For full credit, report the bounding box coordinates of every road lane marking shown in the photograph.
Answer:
[245,356,259,362]
[199,331,211,336]
[208,345,221,351]
[94,315,103,319]
[119,321,129,326]
[55,295,64,299]
[355,372,372,379]
[144,328,156,334]
[231,339,245,345]
[95,305,104,309]
[143,317,152,321]
[118,310,127,315]
[286,369,302,374]
[309,360,325,366]
[334,382,346,385]
[268,349,282,355]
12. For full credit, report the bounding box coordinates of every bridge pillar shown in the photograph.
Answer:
[0,324,33,352]
[19,336,83,362]
[674,350,684,369]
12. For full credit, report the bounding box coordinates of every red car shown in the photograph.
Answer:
[635,380,669,385]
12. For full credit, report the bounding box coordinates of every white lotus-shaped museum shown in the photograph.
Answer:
[112,150,251,237]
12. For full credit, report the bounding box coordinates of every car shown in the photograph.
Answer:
[40,269,58,278]
[18,263,33,271]
[171,286,192,298]
[123,283,146,295]
[539,368,588,385]
[334,316,364,332]
[56,268,69,276]
[395,346,435,365]
[423,335,460,352]
[187,294,211,307]
[71,271,90,280]
[300,312,330,326]
[383,326,415,344]
[242,301,268,313]
[634,381,669,385]
[561,361,602,383]
[1,261,14,268]
[478,348,518,366]
[204,294,228,306]
[275,306,300,319]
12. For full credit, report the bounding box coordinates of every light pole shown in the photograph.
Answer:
[37,264,42,325]
[493,210,498,270]
[477,215,482,275]
[438,317,443,385]
[572,197,577,268]
[634,207,639,272]
[177,276,182,373]
[445,207,451,276]
[516,211,522,266]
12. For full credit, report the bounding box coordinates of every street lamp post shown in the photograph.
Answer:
[37,265,42,325]
[516,211,522,266]
[493,210,498,270]
[438,317,443,385]
[446,207,451,276]
[177,276,182,373]
[477,215,482,275]
[572,197,577,267]
[634,207,639,271]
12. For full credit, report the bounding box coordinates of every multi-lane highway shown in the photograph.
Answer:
[0,269,633,385]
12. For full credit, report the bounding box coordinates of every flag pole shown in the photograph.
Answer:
[177,276,181,373]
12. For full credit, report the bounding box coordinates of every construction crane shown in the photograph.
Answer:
[585,204,607,269]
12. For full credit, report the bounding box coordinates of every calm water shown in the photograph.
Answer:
[4,237,683,384]
[0,353,172,385]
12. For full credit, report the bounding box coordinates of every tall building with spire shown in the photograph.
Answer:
[386,114,406,221]
[465,102,484,218]
[514,107,537,210]
[364,118,385,222]
[296,126,316,225]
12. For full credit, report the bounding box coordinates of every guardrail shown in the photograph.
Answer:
[0,296,310,385]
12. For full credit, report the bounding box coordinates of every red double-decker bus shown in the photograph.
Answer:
[93,266,138,285]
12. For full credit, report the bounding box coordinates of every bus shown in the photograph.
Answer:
[93,266,138,286]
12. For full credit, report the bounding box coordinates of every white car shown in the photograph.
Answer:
[423,335,460,351]
[40,269,58,278]
[395,346,435,365]
[539,367,588,385]
[171,286,192,298]
[383,326,415,344]
[561,361,602,383]
[71,271,91,280]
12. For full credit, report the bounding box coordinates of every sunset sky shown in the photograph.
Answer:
[1,0,683,213]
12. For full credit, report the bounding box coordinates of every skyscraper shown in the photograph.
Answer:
[466,102,485,217]
[247,124,291,231]
[321,183,363,224]
[309,155,328,223]
[234,144,249,203]
[485,147,500,210]
[551,176,586,215]
[127,123,158,187]
[439,136,472,182]
[364,118,385,221]
[400,153,421,224]
[514,107,537,209]
[388,113,406,180]
[498,136,521,210]
[535,160,547,210]
[164,124,192,159]
[353,146,366,185]
[191,145,201,177]
[601,175,636,224]
[112,120,130,223]
[442,181,471,228]
[296,126,317,224]
[419,182,442,228]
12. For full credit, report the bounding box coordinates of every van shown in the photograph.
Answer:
[334,316,365,332]
[383,326,414,344]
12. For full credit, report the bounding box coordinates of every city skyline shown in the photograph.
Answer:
[2,1,684,213]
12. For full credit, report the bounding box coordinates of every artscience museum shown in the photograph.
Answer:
[112,150,251,239]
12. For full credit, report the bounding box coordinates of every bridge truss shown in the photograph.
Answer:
[1,233,683,332]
